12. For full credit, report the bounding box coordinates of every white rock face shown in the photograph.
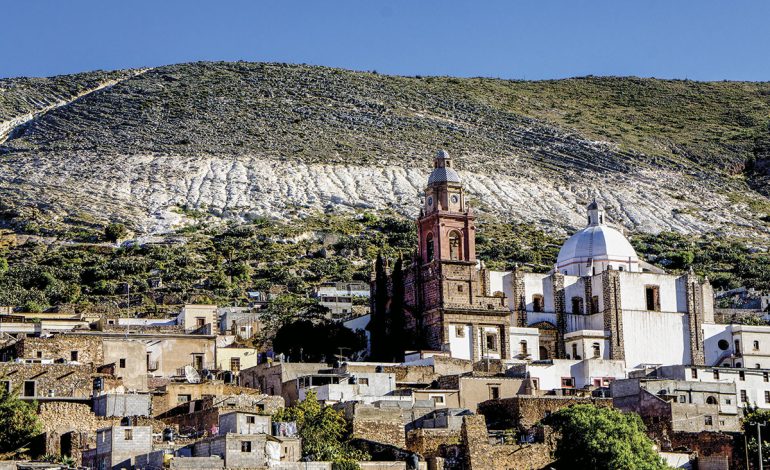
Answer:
[0,152,765,240]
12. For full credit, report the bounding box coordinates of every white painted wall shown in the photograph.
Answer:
[526,359,626,390]
[622,310,691,368]
[704,323,732,366]
[617,272,684,313]
[448,323,472,360]
[510,327,540,360]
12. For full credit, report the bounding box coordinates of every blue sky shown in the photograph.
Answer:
[1,0,769,80]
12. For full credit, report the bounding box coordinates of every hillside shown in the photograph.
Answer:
[0,61,769,239]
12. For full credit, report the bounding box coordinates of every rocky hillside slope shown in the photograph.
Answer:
[1,62,769,240]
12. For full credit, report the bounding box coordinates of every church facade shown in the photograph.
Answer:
[376,150,719,371]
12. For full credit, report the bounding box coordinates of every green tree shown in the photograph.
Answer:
[259,294,329,341]
[0,386,42,454]
[368,253,389,360]
[546,404,667,470]
[104,223,128,243]
[273,390,368,467]
[388,257,407,362]
[743,405,770,468]
[0,257,8,276]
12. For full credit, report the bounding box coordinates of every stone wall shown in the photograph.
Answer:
[348,405,406,449]
[15,334,104,364]
[0,362,98,398]
[406,428,461,460]
[477,396,613,430]
[461,415,554,470]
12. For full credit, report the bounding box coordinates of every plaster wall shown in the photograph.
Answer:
[622,310,691,368]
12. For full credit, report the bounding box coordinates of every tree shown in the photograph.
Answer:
[259,293,329,341]
[546,404,667,470]
[273,390,368,468]
[104,223,128,243]
[743,405,770,468]
[368,253,389,360]
[0,386,42,454]
[388,258,407,362]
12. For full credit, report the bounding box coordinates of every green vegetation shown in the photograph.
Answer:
[545,404,668,470]
[742,405,770,468]
[273,390,368,468]
[0,386,41,455]
[104,223,129,243]
[0,211,767,314]
[272,319,366,362]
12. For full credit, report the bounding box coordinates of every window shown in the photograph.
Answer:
[735,340,742,355]
[592,343,601,358]
[740,371,746,381]
[425,233,434,262]
[36,351,42,359]
[764,373,769,383]
[23,381,35,397]
[246,415,256,424]
[705,416,713,426]
[765,391,770,404]
[230,357,241,372]
[571,297,584,315]
[455,326,465,338]
[431,395,445,405]
[755,341,760,351]
[561,377,575,388]
[591,296,599,314]
[758,364,762,369]
[691,368,698,379]
[678,395,686,403]
[741,390,748,403]
[520,341,528,356]
[124,429,133,441]
[196,317,206,328]
[119,358,126,368]
[645,285,660,311]
[177,394,192,403]
[713,370,720,380]
[718,339,729,351]
[490,386,500,400]
[241,441,252,453]
[726,399,732,405]
[706,396,718,405]
[485,333,498,352]
[70,351,78,362]
[532,295,544,313]
[358,378,369,385]
[737,362,743,368]
[448,231,461,260]
[457,284,464,293]
[531,378,539,390]
[571,343,578,360]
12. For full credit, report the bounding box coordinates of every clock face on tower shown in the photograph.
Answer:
[451,195,459,204]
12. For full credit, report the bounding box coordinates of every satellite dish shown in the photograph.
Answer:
[184,365,201,384]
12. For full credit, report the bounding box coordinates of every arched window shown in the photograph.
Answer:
[426,233,434,262]
[571,297,584,315]
[448,231,462,260]
[706,396,718,405]
[571,343,578,360]
[532,295,544,312]
[539,346,549,360]
[592,342,601,358]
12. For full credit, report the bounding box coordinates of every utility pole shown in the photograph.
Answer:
[757,422,764,470]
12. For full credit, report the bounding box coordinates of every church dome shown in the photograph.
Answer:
[556,201,640,276]
[427,149,461,185]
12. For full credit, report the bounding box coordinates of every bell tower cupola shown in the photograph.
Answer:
[418,150,475,264]
[587,199,605,226]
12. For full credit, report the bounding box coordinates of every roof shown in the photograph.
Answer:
[557,224,639,270]
[427,166,461,185]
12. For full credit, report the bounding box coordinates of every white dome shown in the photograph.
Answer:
[556,206,640,276]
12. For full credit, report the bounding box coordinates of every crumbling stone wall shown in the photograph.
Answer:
[478,396,612,430]
[348,406,406,449]
[461,415,554,470]
[0,362,99,398]
[406,428,460,460]
[15,334,104,364]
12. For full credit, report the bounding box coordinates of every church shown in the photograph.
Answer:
[377,149,720,371]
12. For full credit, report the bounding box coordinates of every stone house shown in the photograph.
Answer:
[612,377,740,432]
[178,304,218,334]
[239,361,329,402]
[437,373,530,411]
[151,382,280,417]
[90,425,152,470]
[0,362,102,399]
[477,395,613,431]
[218,410,271,435]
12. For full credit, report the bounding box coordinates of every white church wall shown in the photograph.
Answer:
[448,323,472,360]
[591,275,604,312]
[733,325,770,369]
[564,277,586,314]
[523,274,550,311]
[618,272,682,313]
[528,312,557,328]
[488,271,509,298]
[622,310,691,368]
[510,327,540,360]
[704,323,732,366]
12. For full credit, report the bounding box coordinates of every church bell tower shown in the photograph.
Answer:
[417,149,476,265]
